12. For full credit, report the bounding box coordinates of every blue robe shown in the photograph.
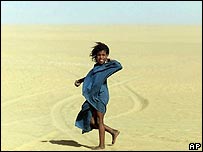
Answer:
[75,60,122,133]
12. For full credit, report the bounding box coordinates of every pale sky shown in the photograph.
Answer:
[1,1,202,25]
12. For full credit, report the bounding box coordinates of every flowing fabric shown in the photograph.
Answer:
[75,60,122,133]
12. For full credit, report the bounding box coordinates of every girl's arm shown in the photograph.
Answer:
[78,77,85,83]
[74,77,85,87]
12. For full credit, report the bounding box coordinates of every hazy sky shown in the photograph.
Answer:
[1,1,202,25]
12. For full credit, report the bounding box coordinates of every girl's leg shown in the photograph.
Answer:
[103,125,120,144]
[90,113,120,145]
[96,111,105,149]
[90,110,98,129]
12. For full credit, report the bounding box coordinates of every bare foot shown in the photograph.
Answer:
[112,130,120,144]
[92,146,105,150]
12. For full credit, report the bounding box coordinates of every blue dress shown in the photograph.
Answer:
[75,60,122,133]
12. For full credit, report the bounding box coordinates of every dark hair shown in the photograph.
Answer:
[90,42,109,62]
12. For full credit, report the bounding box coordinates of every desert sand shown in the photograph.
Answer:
[1,25,202,151]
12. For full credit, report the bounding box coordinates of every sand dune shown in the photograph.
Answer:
[1,25,202,151]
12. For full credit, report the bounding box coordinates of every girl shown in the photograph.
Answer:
[74,42,122,150]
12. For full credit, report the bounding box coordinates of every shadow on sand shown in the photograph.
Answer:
[41,140,93,149]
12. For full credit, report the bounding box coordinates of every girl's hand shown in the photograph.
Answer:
[74,80,81,87]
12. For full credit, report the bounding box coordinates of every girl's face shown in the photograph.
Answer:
[96,50,108,65]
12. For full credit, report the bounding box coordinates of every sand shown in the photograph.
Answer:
[1,25,202,151]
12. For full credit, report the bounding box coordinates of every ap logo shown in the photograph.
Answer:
[189,143,201,150]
